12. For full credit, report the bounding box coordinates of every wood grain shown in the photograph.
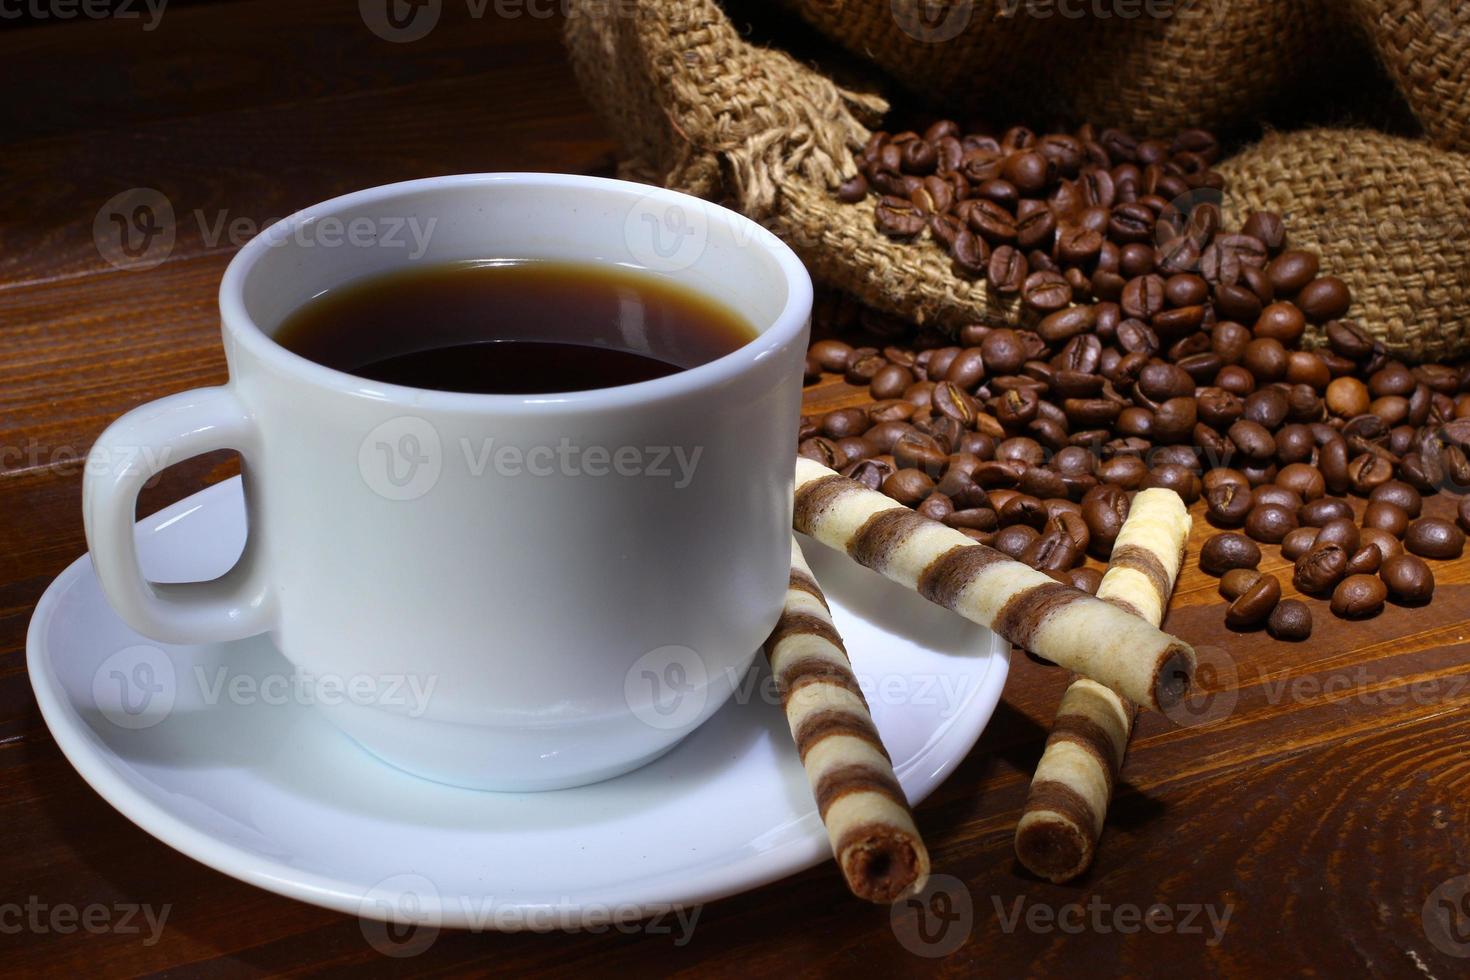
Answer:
[4,1,1470,976]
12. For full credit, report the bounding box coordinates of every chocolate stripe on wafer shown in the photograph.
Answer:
[764,536,930,904]
[793,458,1195,713]
[1016,488,1192,883]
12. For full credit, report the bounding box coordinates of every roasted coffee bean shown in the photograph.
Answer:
[926,347,962,381]
[1244,503,1297,544]
[1215,364,1256,395]
[1021,271,1071,312]
[1361,527,1404,560]
[1320,438,1351,494]
[1242,388,1289,429]
[1115,318,1160,356]
[1275,424,1315,464]
[834,436,876,465]
[799,436,846,469]
[950,230,990,277]
[1369,480,1422,517]
[1080,485,1129,555]
[1405,518,1465,560]
[893,432,948,474]
[1280,526,1319,560]
[1297,498,1353,528]
[846,352,887,386]
[1296,277,1352,323]
[821,408,873,440]
[1205,482,1253,527]
[836,174,869,203]
[1363,500,1409,538]
[916,416,964,454]
[883,468,934,505]
[1152,397,1197,444]
[804,352,822,383]
[1219,567,1264,600]
[1381,554,1434,604]
[1145,463,1201,502]
[981,327,1026,375]
[1267,599,1313,641]
[875,196,927,237]
[1021,528,1080,572]
[1331,574,1386,618]
[1345,544,1383,577]
[864,420,913,454]
[1315,517,1360,553]
[1347,453,1395,495]
[1241,340,1289,386]
[1286,352,1332,390]
[1241,211,1285,253]
[840,458,893,493]
[1276,462,1326,500]
[944,507,1000,532]
[810,339,855,373]
[1326,377,1370,417]
[1295,543,1349,596]
[1252,485,1304,512]
[1097,455,1149,489]
[1265,251,1318,295]
[1240,461,1280,487]
[1037,306,1096,344]
[917,492,955,522]
[1324,319,1375,361]
[1200,532,1261,575]
[992,523,1039,558]
[1067,566,1104,595]
[1254,302,1306,345]
[1229,420,1276,461]
[1226,574,1281,630]
[868,363,915,403]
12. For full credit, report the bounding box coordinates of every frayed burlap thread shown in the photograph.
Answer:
[1220,128,1470,360]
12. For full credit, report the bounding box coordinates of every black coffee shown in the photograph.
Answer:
[273,260,756,394]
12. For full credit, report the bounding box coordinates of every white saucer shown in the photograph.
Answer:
[28,478,1007,930]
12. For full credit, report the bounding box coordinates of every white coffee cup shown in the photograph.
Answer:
[82,173,812,790]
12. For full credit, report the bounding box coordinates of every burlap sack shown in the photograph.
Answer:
[1221,128,1470,360]
[788,0,1358,138]
[1352,0,1470,153]
[564,0,1470,359]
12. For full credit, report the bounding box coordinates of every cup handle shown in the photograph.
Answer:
[82,386,275,644]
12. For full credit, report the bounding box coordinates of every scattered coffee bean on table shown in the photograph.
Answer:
[1267,600,1313,642]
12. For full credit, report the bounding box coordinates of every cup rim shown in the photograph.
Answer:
[218,173,813,412]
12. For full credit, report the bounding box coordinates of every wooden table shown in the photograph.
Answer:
[4,3,1469,975]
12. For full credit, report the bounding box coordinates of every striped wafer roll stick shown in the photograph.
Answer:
[1015,488,1191,883]
[764,537,930,904]
[792,457,1195,713]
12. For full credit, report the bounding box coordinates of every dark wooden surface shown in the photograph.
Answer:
[4,3,1470,976]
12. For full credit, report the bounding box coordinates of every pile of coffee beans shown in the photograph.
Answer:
[841,120,1231,304]
[797,118,1470,643]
